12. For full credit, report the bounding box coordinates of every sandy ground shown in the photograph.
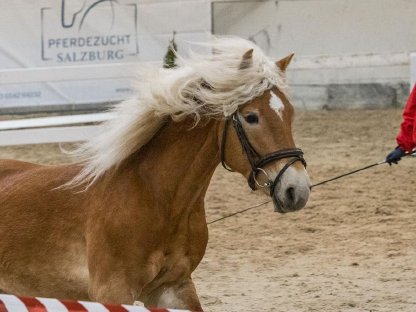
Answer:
[1,109,415,312]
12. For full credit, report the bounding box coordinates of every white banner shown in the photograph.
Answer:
[0,0,211,112]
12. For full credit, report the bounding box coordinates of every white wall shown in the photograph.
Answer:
[412,53,416,89]
[2,0,414,112]
[213,0,416,57]
[213,0,416,108]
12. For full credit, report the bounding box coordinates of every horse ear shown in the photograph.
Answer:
[276,53,295,72]
[239,49,254,70]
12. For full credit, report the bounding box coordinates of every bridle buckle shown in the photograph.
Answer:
[252,168,272,188]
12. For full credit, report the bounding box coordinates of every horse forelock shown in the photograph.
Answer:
[67,36,287,188]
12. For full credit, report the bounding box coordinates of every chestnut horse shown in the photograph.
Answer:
[0,38,310,310]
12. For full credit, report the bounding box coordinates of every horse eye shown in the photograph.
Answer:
[244,113,259,124]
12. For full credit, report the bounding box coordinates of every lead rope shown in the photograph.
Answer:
[207,152,415,225]
[311,151,415,188]
[309,160,386,188]
[207,200,271,225]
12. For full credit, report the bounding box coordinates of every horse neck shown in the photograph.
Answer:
[118,117,221,208]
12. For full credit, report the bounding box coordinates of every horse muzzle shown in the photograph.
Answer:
[271,166,310,213]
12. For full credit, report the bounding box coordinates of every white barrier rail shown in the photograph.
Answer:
[0,113,114,131]
[0,113,114,146]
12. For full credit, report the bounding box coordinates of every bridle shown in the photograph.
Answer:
[220,111,307,197]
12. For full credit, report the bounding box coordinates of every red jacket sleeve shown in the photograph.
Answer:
[397,84,416,151]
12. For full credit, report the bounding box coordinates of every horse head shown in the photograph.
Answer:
[220,50,311,213]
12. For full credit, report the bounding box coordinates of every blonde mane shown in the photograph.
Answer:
[69,37,287,186]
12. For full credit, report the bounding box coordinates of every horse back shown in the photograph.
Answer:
[0,159,39,179]
[0,158,86,235]
[0,158,86,239]
[0,158,79,183]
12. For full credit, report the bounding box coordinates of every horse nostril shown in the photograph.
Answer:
[286,187,295,203]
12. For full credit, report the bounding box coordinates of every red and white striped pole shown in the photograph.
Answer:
[0,294,194,312]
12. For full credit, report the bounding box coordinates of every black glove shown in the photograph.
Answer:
[386,146,406,165]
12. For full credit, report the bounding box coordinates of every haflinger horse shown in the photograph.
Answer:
[0,37,310,310]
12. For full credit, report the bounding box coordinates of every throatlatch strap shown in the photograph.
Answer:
[231,113,260,169]
[220,117,234,172]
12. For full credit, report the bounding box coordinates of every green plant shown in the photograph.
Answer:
[163,31,177,69]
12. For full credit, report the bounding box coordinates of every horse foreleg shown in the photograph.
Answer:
[141,278,202,311]
[87,254,161,305]
[88,275,138,305]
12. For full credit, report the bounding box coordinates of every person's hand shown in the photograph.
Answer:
[386,146,406,165]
